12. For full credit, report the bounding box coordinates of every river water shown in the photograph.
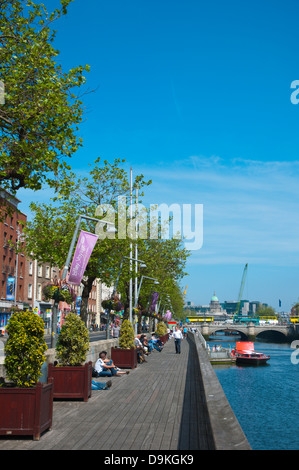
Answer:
[208,337,299,450]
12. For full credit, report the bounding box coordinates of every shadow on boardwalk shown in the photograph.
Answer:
[178,337,215,450]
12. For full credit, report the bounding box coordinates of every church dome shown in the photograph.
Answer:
[211,292,219,302]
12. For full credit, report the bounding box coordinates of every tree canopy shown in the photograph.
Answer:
[0,0,89,193]
[24,158,189,324]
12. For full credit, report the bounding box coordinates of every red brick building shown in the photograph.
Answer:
[0,190,105,332]
[0,190,27,331]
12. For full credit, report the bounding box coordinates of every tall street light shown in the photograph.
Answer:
[107,255,146,339]
[135,276,159,333]
[14,230,26,307]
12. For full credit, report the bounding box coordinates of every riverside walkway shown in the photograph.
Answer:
[0,334,250,451]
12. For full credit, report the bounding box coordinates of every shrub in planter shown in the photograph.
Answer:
[111,319,137,369]
[48,312,92,401]
[119,319,135,349]
[0,311,53,440]
[4,310,47,387]
[56,312,89,366]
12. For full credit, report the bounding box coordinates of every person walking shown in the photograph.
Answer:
[112,324,120,338]
[173,326,183,354]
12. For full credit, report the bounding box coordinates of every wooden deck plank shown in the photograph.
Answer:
[0,336,211,451]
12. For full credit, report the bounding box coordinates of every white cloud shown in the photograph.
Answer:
[137,155,299,266]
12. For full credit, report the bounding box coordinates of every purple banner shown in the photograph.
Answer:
[68,231,98,285]
[150,291,159,312]
[165,310,172,321]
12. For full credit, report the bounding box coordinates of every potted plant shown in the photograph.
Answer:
[42,283,76,304]
[0,310,53,440]
[47,312,92,401]
[111,319,137,369]
[156,321,168,343]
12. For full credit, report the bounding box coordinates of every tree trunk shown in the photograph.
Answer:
[80,276,96,326]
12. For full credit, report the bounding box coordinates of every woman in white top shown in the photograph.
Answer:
[94,351,129,377]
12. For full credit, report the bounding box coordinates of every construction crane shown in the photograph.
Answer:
[235,263,248,317]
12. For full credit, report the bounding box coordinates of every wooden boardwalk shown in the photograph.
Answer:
[0,336,214,450]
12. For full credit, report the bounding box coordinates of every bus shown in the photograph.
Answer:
[186,316,213,323]
[290,316,299,324]
[233,315,259,325]
[258,316,278,325]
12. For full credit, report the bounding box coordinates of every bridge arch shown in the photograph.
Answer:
[255,329,288,342]
[208,327,248,341]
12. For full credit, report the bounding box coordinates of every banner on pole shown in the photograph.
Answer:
[68,231,98,285]
[150,291,159,312]
[6,277,15,301]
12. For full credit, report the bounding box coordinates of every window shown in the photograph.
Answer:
[29,261,33,275]
[38,265,42,277]
[46,266,50,279]
[37,283,42,301]
[28,284,32,299]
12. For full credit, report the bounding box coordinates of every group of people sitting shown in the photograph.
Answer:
[134,333,166,363]
[91,350,130,390]
[91,333,167,389]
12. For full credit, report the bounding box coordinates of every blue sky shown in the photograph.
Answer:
[18,0,299,311]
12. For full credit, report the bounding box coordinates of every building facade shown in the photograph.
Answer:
[0,191,27,331]
[0,191,113,333]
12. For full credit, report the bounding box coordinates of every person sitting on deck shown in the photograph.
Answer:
[139,334,150,354]
[94,351,129,377]
[149,334,163,352]
[135,336,147,363]
[151,333,164,348]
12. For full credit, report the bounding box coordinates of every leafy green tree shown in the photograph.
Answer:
[291,303,299,316]
[256,305,276,317]
[0,0,89,193]
[119,212,189,322]
[24,158,151,325]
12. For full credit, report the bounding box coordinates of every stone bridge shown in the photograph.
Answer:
[195,322,298,342]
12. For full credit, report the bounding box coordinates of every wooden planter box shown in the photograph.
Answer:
[111,347,138,369]
[48,361,92,402]
[0,379,54,441]
[160,334,169,343]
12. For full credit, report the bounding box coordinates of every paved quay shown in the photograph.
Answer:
[0,336,215,451]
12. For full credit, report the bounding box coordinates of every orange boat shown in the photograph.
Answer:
[231,341,270,365]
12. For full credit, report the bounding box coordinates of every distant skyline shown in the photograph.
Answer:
[17,0,299,311]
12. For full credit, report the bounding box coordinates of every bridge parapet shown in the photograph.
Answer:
[194,322,297,341]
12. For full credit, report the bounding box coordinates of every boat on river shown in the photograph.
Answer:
[231,341,270,365]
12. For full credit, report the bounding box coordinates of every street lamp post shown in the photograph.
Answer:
[136,276,159,304]
[107,255,146,339]
[14,230,26,307]
[135,276,159,333]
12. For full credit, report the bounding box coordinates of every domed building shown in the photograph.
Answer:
[195,292,227,320]
[209,292,222,314]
